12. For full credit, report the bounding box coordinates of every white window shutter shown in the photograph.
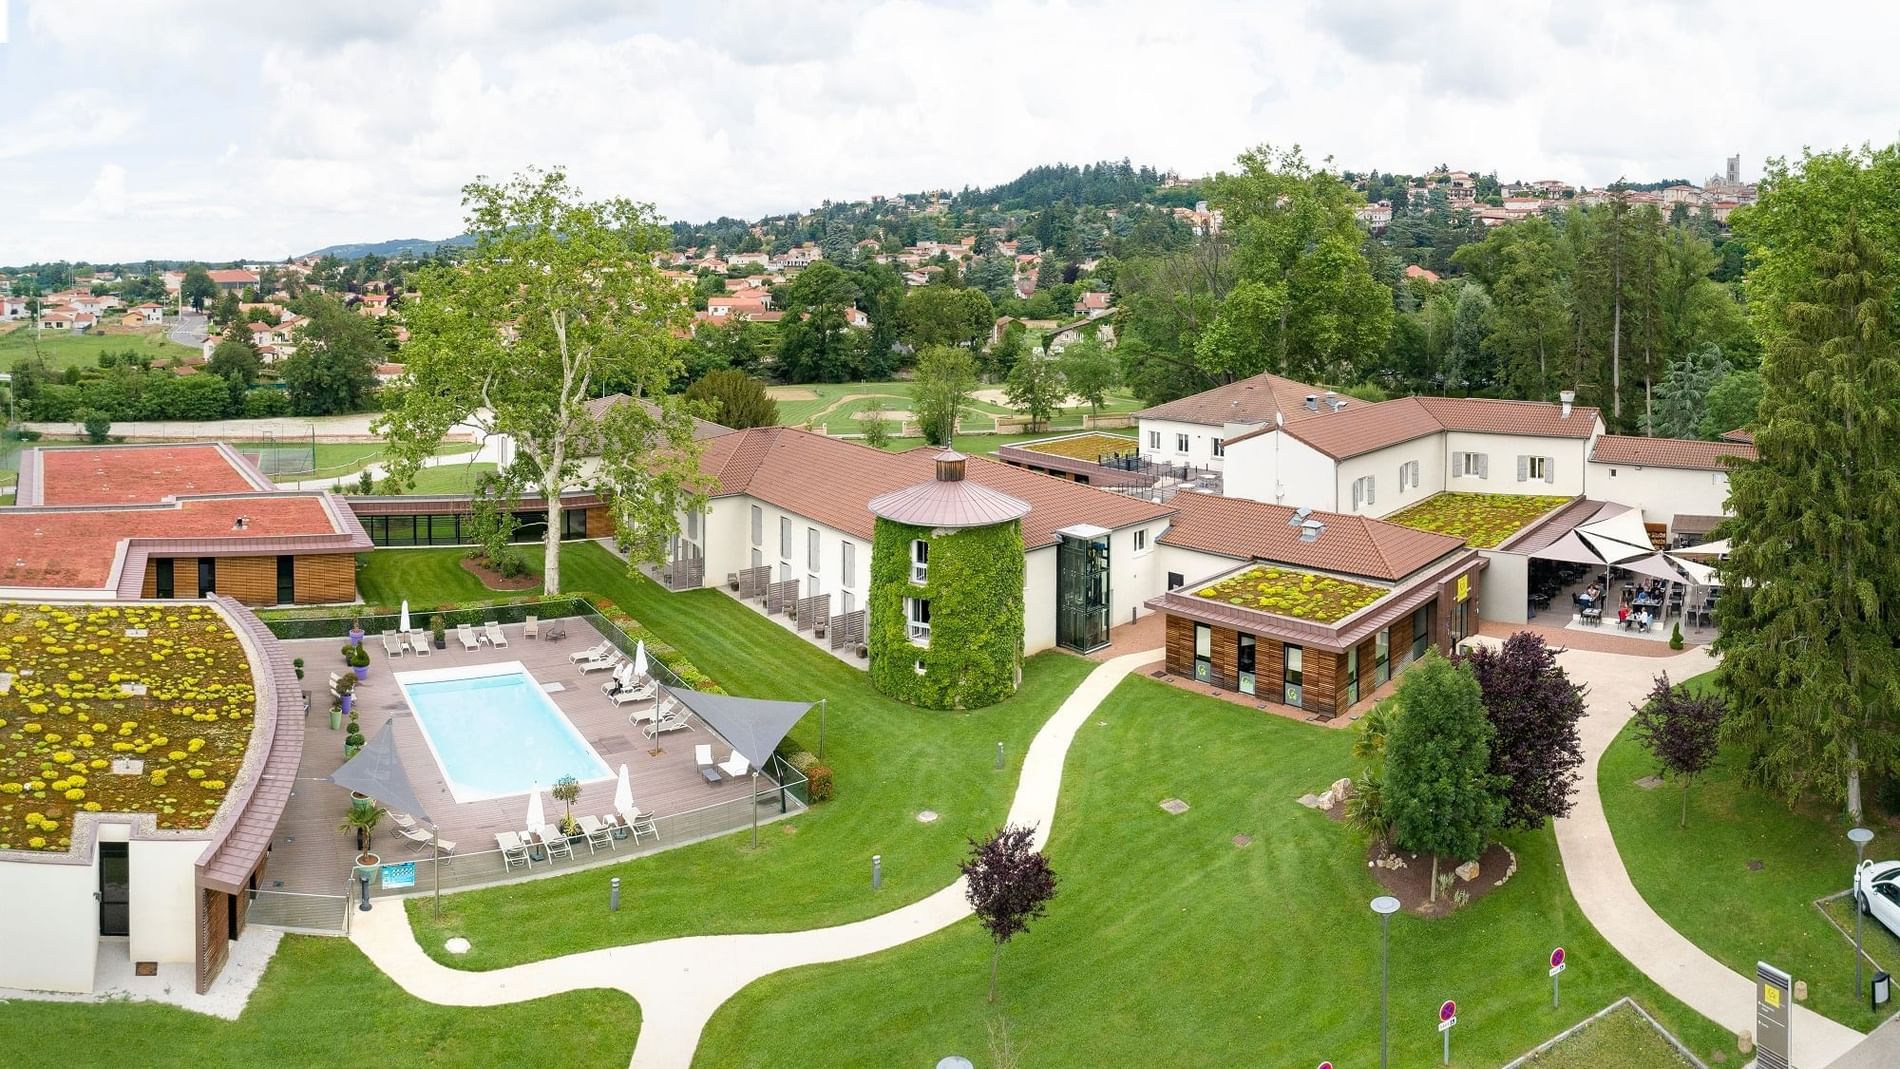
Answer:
[1410,461,1420,488]
[1517,455,1529,482]
[1399,464,1407,492]
[1452,451,1465,478]
[1352,479,1362,509]
[1544,456,1556,484]
[1366,476,1376,505]
[1477,453,1488,479]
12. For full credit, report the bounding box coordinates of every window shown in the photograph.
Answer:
[1175,433,1190,453]
[1351,475,1376,511]
[808,572,820,596]
[1609,468,1618,478]
[779,516,791,557]
[1237,634,1256,696]
[1452,598,1469,644]
[1148,430,1161,449]
[1346,646,1360,706]
[839,589,854,616]
[910,538,929,583]
[197,557,217,598]
[1411,603,1433,661]
[1518,455,1552,483]
[751,547,762,568]
[841,541,856,586]
[1212,438,1225,458]
[905,597,932,643]
[1375,628,1390,685]
[276,555,295,605]
[750,504,763,545]
[1132,529,1149,554]
[686,509,700,541]
[1407,460,1419,487]
[153,558,174,599]
[1454,451,1487,478]
[1283,644,1304,707]
[1193,623,1212,682]
[1167,571,1184,590]
[807,527,820,571]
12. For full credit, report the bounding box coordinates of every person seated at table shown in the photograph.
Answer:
[1617,605,1631,628]
[1635,608,1652,632]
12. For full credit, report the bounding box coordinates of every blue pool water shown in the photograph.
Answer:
[401,668,611,802]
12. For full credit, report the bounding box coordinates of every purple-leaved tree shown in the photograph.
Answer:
[1460,631,1588,830]
[1632,672,1727,827]
[961,823,1058,1003]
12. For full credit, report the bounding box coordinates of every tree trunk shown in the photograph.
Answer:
[1680,780,1689,829]
[1848,742,1863,822]
[1429,853,1439,903]
[988,941,1002,1003]
[543,481,563,595]
[1610,293,1622,422]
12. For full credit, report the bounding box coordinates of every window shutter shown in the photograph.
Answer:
[1399,464,1407,492]
[1517,455,1529,482]
[1366,476,1375,505]
[1544,456,1556,484]
[1477,453,1488,479]
[1410,461,1420,488]
[1352,479,1362,509]
[1451,451,1465,478]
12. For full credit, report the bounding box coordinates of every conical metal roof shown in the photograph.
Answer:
[867,448,1031,529]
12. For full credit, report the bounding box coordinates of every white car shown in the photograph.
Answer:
[1856,860,1900,938]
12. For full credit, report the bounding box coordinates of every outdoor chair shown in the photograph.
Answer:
[524,615,539,640]
[496,831,532,871]
[569,640,612,664]
[600,660,634,695]
[614,807,658,843]
[382,629,403,657]
[484,620,509,647]
[397,824,456,855]
[578,650,623,674]
[628,693,676,726]
[457,624,481,652]
[538,824,575,861]
[544,621,567,642]
[717,750,749,779]
[410,629,432,656]
[391,812,420,833]
[694,744,715,773]
[608,682,656,707]
[578,814,614,853]
[644,704,692,739]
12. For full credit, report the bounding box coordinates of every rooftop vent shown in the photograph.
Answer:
[1304,394,1319,412]
[1298,519,1326,542]
[232,515,249,530]
[1287,506,1313,527]
[1560,389,1576,419]
[934,450,967,482]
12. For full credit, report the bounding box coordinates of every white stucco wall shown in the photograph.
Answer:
[0,855,100,992]
[1137,417,1228,471]
[1107,520,1170,629]
[1222,430,1336,509]
[1442,431,1591,497]
[1024,545,1057,653]
[128,839,206,965]
[1333,435,1447,519]
[709,497,872,616]
[1155,545,1249,591]
[1584,463,1733,527]
[1479,550,1530,625]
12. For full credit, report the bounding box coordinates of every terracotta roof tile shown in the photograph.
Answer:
[1158,492,1466,582]
[0,496,343,588]
[1132,372,1332,428]
[31,444,271,505]
[1590,434,1756,470]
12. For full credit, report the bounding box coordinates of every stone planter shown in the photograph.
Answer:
[350,791,375,815]
[351,852,381,881]
[329,707,343,731]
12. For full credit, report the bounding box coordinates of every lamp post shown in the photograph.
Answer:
[1372,895,1401,1069]
[1850,827,1874,998]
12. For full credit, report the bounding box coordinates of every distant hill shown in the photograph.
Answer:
[299,234,473,260]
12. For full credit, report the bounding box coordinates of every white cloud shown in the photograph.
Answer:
[4,0,1900,263]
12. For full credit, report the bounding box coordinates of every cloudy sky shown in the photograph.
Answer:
[3,0,1897,265]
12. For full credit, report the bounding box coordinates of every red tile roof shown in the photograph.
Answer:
[1159,493,1466,582]
[31,444,271,506]
[207,269,259,285]
[0,496,342,588]
[1133,371,1333,428]
[1226,395,1602,460]
[1588,434,1757,471]
[697,427,1173,547]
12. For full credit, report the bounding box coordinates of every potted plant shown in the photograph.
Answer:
[551,774,583,839]
[430,613,447,650]
[344,722,365,757]
[348,643,370,681]
[349,789,374,815]
[334,673,356,716]
[727,573,740,592]
[293,656,305,681]
[340,801,388,876]
[329,699,343,732]
[855,644,868,660]
[347,618,365,647]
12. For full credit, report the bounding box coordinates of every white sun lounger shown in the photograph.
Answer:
[397,824,456,855]
[644,702,692,739]
[484,620,509,647]
[578,650,622,674]
[717,750,749,779]
[382,629,403,657]
[410,629,432,656]
[569,640,612,664]
[457,624,480,652]
[496,830,531,870]
[524,615,539,640]
[577,814,614,854]
[537,824,574,861]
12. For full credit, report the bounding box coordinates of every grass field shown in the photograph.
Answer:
[265,441,479,485]
[399,460,497,494]
[767,380,1142,434]
[0,936,637,1069]
[0,324,194,372]
[693,674,1730,1068]
[1517,1003,1695,1068]
[355,545,545,605]
[877,430,1134,456]
[1600,671,1891,1030]
[355,542,1097,966]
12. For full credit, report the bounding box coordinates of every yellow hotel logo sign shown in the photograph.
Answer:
[1456,575,1469,602]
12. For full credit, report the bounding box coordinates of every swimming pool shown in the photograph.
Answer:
[396,662,612,803]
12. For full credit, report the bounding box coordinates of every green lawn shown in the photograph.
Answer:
[0,325,194,372]
[1600,675,1889,1031]
[0,936,636,1068]
[878,430,1135,457]
[1518,1003,1694,1068]
[399,461,497,494]
[354,545,545,606]
[695,675,1730,1068]
[363,541,1097,967]
[768,381,911,426]
[765,380,1140,435]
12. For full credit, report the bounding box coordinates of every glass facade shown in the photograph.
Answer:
[1056,531,1112,653]
[362,508,590,546]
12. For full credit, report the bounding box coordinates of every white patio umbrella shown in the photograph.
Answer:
[1668,554,1721,587]
[632,640,649,682]
[613,764,634,816]
[1675,538,1731,557]
[525,783,546,832]
[399,600,410,634]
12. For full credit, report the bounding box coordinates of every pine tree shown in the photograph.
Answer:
[1715,219,1900,818]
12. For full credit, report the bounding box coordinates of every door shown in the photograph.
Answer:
[1236,634,1256,696]
[1193,624,1211,683]
[99,842,129,936]
[1375,629,1390,686]
[1283,644,1304,708]
[153,558,174,599]
[275,555,295,605]
[197,557,217,597]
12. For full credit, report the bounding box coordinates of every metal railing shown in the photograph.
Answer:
[260,596,591,641]
[247,887,352,933]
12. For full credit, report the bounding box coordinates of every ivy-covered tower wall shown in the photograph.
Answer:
[868,518,1025,709]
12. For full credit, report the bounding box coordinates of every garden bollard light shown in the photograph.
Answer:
[358,872,372,912]
[873,854,882,890]
[610,877,621,912]
[995,741,1005,769]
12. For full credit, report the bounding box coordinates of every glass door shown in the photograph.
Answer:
[99,842,129,936]
[1346,646,1360,705]
[153,558,174,599]
[1193,624,1211,682]
[1283,644,1304,708]
[1237,634,1256,695]
[276,555,295,605]
[1375,629,1390,685]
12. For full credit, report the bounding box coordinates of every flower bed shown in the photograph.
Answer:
[1020,432,1139,461]
[1384,492,1570,549]
[1196,567,1386,623]
[0,602,256,852]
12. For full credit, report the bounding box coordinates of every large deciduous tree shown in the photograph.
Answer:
[1460,632,1586,830]
[1716,209,1900,819]
[280,297,383,416]
[380,167,706,595]
[911,345,977,446]
[1383,650,1502,899]
[1055,337,1119,415]
[684,368,778,429]
[1004,351,1065,431]
[961,824,1058,1003]
[774,260,865,383]
[1632,673,1726,827]
[180,265,216,311]
[900,284,995,350]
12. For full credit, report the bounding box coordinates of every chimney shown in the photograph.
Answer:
[1559,389,1576,419]
[934,449,967,482]
[1298,519,1325,542]
[1304,394,1319,412]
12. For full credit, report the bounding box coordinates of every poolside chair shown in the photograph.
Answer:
[484,620,509,648]
[391,812,420,833]
[694,743,715,774]
[524,615,539,640]
[644,702,692,739]
[578,649,622,675]
[382,629,403,657]
[577,815,614,854]
[600,660,634,696]
[718,750,749,779]
[496,831,531,871]
[612,807,658,843]
[397,824,456,855]
[457,624,481,652]
[410,628,431,656]
[569,640,612,664]
[608,682,656,707]
[627,692,673,726]
[538,824,574,861]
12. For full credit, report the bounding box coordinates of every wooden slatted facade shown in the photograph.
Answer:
[138,551,358,606]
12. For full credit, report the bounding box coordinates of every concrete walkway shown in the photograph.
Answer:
[350,647,1162,1068]
[1552,645,1865,1067]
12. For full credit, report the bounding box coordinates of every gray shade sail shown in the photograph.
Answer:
[1616,552,1688,583]
[663,686,815,771]
[329,722,432,826]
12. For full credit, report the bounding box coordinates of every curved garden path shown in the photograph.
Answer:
[1551,645,1864,1067]
[350,646,1161,1069]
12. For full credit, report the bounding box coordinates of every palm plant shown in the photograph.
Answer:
[338,802,389,861]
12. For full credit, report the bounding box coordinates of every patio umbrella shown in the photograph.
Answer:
[613,764,634,815]
[1675,538,1731,557]
[632,640,649,681]
[525,783,545,832]
[1668,554,1721,587]
[399,600,410,634]
[1615,552,1686,584]
[1579,529,1654,564]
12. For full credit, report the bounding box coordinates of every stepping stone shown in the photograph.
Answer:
[916,810,939,823]
[1159,798,1189,815]
[1297,793,1323,809]
[1634,776,1665,790]
[1233,834,1252,847]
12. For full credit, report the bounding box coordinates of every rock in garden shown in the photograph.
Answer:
[1316,789,1336,810]
[1794,980,1808,1001]
[1737,1030,1753,1054]
[1298,793,1323,809]
[1455,860,1481,882]
[1330,777,1354,799]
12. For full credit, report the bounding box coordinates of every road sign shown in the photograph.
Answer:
[1550,946,1566,974]
[1757,961,1792,1069]
[1439,999,1457,1023]
[1318,1063,1332,1069]
[1438,999,1458,1065]
[1438,1015,1458,1032]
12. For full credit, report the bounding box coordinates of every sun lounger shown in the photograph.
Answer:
[391,812,420,833]
[600,660,633,695]
[578,650,622,674]
[524,615,538,640]
[577,814,614,854]
[613,808,658,843]
[537,824,574,861]
[496,830,531,871]
[718,750,749,779]
[410,629,431,656]
[644,703,692,739]
[484,620,509,647]
[382,629,403,657]
[569,640,612,664]
[608,682,656,707]
[457,624,481,652]
[627,693,673,725]
[397,824,456,854]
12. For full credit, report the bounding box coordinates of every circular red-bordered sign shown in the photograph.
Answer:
[1551,946,1566,970]
[1440,999,1457,1022]
[1318,1063,1333,1069]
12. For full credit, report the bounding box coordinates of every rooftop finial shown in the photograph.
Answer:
[935,449,967,482]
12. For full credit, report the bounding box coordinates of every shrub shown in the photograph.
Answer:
[1669,621,1684,650]
[786,750,819,774]
[80,409,112,443]
[806,765,834,802]
[242,387,290,419]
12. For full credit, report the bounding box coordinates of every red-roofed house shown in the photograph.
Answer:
[207,269,260,292]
